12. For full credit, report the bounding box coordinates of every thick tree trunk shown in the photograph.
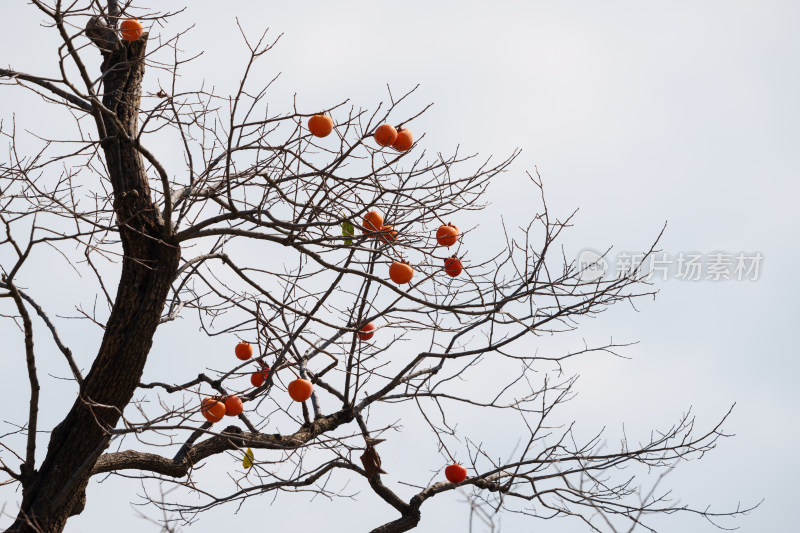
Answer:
[368,512,422,533]
[7,24,180,533]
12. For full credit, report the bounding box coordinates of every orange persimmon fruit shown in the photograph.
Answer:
[389,261,414,284]
[358,322,376,341]
[251,369,269,387]
[308,114,334,138]
[201,397,226,423]
[379,225,397,242]
[288,378,314,402]
[224,395,244,416]
[445,463,468,483]
[119,19,144,41]
[444,257,463,277]
[362,210,384,235]
[374,124,398,147]
[235,341,253,360]
[392,128,413,151]
[436,223,459,247]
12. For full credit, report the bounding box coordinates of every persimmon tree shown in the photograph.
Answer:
[0,2,752,532]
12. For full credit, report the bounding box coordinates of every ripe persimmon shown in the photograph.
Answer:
[392,128,413,151]
[119,19,144,41]
[251,369,269,387]
[444,257,463,277]
[201,397,226,423]
[374,124,398,147]
[445,463,468,483]
[235,341,253,360]
[436,223,459,247]
[389,261,414,284]
[288,378,314,402]
[358,322,376,341]
[308,114,334,137]
[225,395,244,416]
[362,210,384,235]
[379,225,397,242]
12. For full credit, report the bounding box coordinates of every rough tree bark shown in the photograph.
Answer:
[8,19,180,533]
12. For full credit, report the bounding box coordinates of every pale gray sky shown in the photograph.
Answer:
[1,1,798,532]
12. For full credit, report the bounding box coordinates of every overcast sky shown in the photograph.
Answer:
[1,1,798,532]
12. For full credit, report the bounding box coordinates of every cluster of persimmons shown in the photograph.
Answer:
[105,17,475,482]
[200,341,305,423]
[308,112,464,287]
[200,341,468,482]
[308,112,467,361]
[193,113,471,482]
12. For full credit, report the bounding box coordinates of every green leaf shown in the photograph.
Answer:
[243,447,254,469]
[342,220,355,245]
